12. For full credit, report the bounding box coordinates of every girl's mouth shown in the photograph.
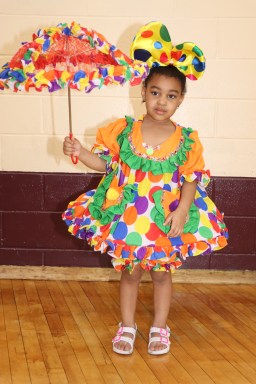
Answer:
[155,108,166,114]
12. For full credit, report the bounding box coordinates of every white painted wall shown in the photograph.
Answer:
[0,0,255,176]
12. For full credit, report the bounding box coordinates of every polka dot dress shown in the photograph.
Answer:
[62,116,228,272]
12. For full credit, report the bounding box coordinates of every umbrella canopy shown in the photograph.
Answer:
[0,21,149,163]
[0,21,149,93]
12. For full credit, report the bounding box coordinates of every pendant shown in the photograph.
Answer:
[142,142,160,156]
[146,147,154,155]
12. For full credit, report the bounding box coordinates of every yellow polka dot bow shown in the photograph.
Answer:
[130,21,205,80]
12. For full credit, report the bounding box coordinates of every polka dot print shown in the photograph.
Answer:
[154,41,163,49]
[113,221,128,240]
[63,117,228,273]
[123,206,137,225]
[126,232,142,246]
[135,196,148,214]
[138,178,151,196]
[146,223,164,241]
[135,216,151,235]
[131,21,206,80]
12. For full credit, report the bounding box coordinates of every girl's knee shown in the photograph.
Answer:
[150,270,171,284]
[121,265,144,283]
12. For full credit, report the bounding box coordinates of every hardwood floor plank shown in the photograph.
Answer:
[37,333,69,384]
[1,280,31,383]
[0,282,12,384]
[60,282,114,367]
[12,281,50,384]
[67,281,96,313]
[0,330,12,384]
[80,284,160,384]
[0,280,255,384]
[175,284,256,380]
[169,291,256,382]
[104,281,212,384]
[185,285,256,360]
[36,281,87,383]
[139,282,251,384]
[51,281,107,384]
[51,326,88,382]
[34,281,70,383]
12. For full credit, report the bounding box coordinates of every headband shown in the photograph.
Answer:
[130,21,205,80]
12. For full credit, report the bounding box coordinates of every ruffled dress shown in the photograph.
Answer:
[62,116,228,272]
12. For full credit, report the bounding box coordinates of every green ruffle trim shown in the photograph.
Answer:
[88,116,196,226]
[91,145,113,164]
[88,171,137,225]
[99,153,112,163]
[151,189,200,234]
[117,116,195,175]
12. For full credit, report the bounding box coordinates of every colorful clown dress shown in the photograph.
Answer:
[62,116,228,272]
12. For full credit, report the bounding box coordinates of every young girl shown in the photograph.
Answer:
[62,22,228,355]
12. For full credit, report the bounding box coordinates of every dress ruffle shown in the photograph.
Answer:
[63,190,228,272]
[62,116,228,272]
[180,169,210,188]
[117,116,195,175]
[102,236,228,272]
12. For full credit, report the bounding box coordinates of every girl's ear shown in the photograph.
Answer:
[178,94,185,106]
[141,85,146,102]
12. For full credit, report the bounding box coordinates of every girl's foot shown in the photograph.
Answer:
[148,325,171,355]
[112,323,137,355]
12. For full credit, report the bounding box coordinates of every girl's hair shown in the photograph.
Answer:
[144,65,187,94]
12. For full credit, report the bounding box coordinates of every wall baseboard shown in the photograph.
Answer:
[0,266,255,284]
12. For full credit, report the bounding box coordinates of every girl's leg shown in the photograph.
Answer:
[114,265,144,352]
[149,270,172,352]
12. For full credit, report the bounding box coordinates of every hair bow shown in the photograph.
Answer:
[130,21,205,80]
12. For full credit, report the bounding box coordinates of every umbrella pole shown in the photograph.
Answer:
[68,86,73,135]
[68,86,78,164]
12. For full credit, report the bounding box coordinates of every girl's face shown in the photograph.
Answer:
[141,74,184,122]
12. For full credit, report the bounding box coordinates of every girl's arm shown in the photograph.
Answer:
[63,136,106,172]
[164,180,197,237]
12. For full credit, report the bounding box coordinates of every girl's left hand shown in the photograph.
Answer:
[164,208,188,237]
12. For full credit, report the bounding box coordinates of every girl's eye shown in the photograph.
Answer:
[168,95,176,99]
[151,91,159,96]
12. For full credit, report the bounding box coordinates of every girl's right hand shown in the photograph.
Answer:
[63,136,81,157]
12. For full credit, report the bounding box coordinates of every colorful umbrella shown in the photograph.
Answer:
[0,21,149,163]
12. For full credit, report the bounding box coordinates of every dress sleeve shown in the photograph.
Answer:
[179,130,210,187]
[91,118,127,172]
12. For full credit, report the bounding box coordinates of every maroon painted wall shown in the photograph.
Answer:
[0,172,255,270]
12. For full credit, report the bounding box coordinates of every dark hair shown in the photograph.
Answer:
[144,65,187,94]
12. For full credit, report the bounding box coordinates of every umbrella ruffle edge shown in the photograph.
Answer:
[0,21,149,93]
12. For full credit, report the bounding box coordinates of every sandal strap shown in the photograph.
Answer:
[116,323,137,337]
[148,336,170,346]
[112,335,134,347]
[112,323,137,350]
[149,326,170,337]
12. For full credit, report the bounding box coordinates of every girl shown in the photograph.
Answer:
[62,22,228,355]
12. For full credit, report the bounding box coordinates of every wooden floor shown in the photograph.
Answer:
[0,280,256,384]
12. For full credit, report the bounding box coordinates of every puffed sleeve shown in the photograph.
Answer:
[179,130,210,187]
[91,118,127,172]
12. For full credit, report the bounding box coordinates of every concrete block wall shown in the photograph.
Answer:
[0,1,255,176]
[1,172,255,270]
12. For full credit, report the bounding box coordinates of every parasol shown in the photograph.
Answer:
[0,21,149,163]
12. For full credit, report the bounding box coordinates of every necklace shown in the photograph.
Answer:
[142,142,160,155]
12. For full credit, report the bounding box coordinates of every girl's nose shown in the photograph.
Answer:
[158,96,167,105]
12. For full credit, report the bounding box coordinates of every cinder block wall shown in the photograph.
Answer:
[0,1,255,175]
[0,1,256,270]
[0,172,255,269]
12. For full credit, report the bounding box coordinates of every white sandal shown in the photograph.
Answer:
[112,323,137,355]
[148,325,171,355]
